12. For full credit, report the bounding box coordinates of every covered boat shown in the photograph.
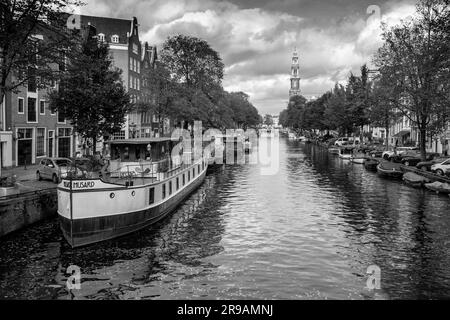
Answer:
[58,137,209,248]
[376,161,404,179]
[364,158,379,171]
[403,172,430,188]
[425,181,450,194]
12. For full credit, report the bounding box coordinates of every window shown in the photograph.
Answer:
[58,128,71,137]
[176,177,179,190]
[182,174,185,186]
[36,128,45,157]
[162,184,166,199]
[137,78,140,90]
[169,181,172,195]
[27,97,37,122]
[111,35,119,43]
[129,76,133,89]
[193,168,195,178]
[188,171,190,181]
[17,128,33,139]
[129,57,133,70]
[57,111,65,123]
[98,33,105,42]
[149,187,155,204]
[198,164,200,173]
[18,98,24,114]
[39,100,45,115]
[137,61,140,74]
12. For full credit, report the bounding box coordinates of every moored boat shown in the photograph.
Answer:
[328,147,340,155]
[364,158,379,171]
[58,138,209,248]
[424,181,450,194]
[376,161,404,179]
[338,147,354,160]
[403,172,430,188]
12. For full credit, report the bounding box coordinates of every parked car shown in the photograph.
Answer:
[431,158,450,176]
[36,157,85,183]
[416,156,449,171]
[382,147,420,160]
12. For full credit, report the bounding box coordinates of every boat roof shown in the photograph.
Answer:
[108,137,174,145]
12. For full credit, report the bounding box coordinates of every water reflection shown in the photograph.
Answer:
[1,138,450,299]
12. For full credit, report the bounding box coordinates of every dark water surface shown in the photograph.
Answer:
[1,138,450,299]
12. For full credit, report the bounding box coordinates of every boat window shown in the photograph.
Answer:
[183,174,185,186]
[162,184,166,199]
[169,181,172,195]
[149,188,154,204]
[176,177,179,190]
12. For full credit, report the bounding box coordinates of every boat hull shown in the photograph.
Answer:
[59,166,207,248]
[376,165,404,179]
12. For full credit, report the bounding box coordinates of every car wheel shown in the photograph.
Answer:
[52,174,59,184]
[436,169,444,176]
[36,171,42,181]
[420,166,428,171]
[383,154,389,160]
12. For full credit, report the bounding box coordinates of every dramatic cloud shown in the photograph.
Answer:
[79,0,418,115]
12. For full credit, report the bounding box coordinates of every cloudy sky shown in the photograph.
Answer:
[78,0,418,115]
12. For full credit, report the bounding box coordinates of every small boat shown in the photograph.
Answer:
[425,181,450,194]
[364,158,379,171]
[328,147,340,155]
[403,172,430,188]
[350,153,367,164]
[338,147,354,160]
[376,161,404,179]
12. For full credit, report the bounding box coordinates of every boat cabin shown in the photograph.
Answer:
[107,137,175,162]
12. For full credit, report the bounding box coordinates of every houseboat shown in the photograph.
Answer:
[57,137,208,247]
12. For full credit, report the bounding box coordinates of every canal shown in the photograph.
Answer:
[1,137,450,299]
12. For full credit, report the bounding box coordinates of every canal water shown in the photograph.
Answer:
[1,137,450,299]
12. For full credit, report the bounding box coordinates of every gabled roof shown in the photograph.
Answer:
[80,15,132,45]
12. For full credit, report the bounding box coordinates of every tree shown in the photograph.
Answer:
[374,0,450,160]
[160,34,225,128]
[48,27,130,153]
[263,114,274,126]
[369,74,401,147]
[0,0,80,104]
[138,60,179,135]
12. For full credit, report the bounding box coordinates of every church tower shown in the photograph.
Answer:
[289,48,301,97]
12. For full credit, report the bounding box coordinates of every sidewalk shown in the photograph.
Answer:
[1,164,40,182]
[1,165,56,197]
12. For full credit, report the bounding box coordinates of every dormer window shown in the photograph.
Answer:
[98,33,105,42]
[111,35,119,43]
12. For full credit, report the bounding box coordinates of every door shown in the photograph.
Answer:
[17,140,32,166]
[58,137,70,158]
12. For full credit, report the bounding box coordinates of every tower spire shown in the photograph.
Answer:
[289,48,301,97]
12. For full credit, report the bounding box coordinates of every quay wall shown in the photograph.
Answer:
[0,189,57,238]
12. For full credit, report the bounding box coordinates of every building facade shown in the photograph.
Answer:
[1,33,75,169]
[289,49,301,97]
[78,15,164,144]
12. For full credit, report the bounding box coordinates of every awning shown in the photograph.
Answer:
[393,129,410,138]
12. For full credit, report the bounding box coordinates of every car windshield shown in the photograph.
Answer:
[55,159,71,166]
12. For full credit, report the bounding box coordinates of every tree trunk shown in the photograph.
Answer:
[92,137,97,154]
[385,125,389,149]
[419,127,427,161]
